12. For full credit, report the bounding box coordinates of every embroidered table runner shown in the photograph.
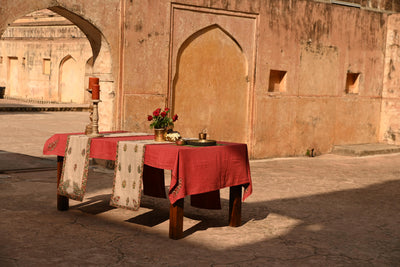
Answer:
[110,140,168,210]
[58,135,91,201]
[57,133,151,202]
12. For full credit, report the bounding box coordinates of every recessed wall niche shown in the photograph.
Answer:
[43,58,51,75]
[345,72,360,94]
[169,4,258,144]
[268,69,287,92]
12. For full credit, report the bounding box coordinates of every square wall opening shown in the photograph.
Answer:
[345,72,360,94]
[268,70,287,92]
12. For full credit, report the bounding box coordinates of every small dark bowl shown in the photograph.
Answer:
[176,139,185,146]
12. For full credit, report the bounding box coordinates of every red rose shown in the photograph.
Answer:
[153,108,161,117]
[147,115,153,121]
[165,108,170,112]
[161,111,167,117]
[172,114,178,122]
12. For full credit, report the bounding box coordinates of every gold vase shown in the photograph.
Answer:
[154,128,166,142]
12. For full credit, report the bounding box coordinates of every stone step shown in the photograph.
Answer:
[0,98,90,112]
[332,143,400,156]
[0,106,90,112]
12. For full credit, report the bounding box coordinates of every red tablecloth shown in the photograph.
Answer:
[144,141,252,204]
[43,133,252,207]
[43,132,154,160]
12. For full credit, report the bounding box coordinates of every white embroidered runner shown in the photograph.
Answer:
[57,132,150,202]
[110,140,168,210]
[58,135,91,201]
[58,132,166,206]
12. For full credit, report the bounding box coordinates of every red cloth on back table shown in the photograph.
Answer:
[43,132,253,207]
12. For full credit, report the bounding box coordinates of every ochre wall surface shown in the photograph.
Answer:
[1,0,399,158]
[251,1,386,157]
[381,13,400,145]
[173,26,249,143]
[120,0,392,158]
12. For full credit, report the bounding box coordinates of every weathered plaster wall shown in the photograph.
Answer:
[0,0,398,158]
[380,13,400,145]
[252,1,386,158]
[121,0,389,158]
[120,0,171,132]
[121,1,260,142]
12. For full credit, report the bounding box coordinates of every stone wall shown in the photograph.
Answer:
[0,0,399,158]
[380,13,400,145]
[251,1,387,157]
[121,0,392,158]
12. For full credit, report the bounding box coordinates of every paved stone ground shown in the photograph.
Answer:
[0,111,89,157]
[0,98,89,112]
[0,112,399,266]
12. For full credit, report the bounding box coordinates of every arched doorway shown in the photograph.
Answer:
[172,25,248,143]
[0,9,92,103]
[48,6,115,131]
[59,55,83,103]
[0,6,114,131]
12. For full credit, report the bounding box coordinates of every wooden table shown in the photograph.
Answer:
[44,133,252,239]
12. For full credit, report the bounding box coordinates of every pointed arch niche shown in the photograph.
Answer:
[173,25,248,142]
[59,55,82,103]
[169,5,258,145]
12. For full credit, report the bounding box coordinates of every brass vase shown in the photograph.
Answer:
[154,128,166,142]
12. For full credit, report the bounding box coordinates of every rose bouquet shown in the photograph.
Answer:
[147,107,178,129]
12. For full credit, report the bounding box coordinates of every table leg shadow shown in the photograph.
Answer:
[56,156,243,240]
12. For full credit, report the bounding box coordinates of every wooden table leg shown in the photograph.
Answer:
[169,198,184,239]
[57,156,69,211]
[229,185,242,227]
